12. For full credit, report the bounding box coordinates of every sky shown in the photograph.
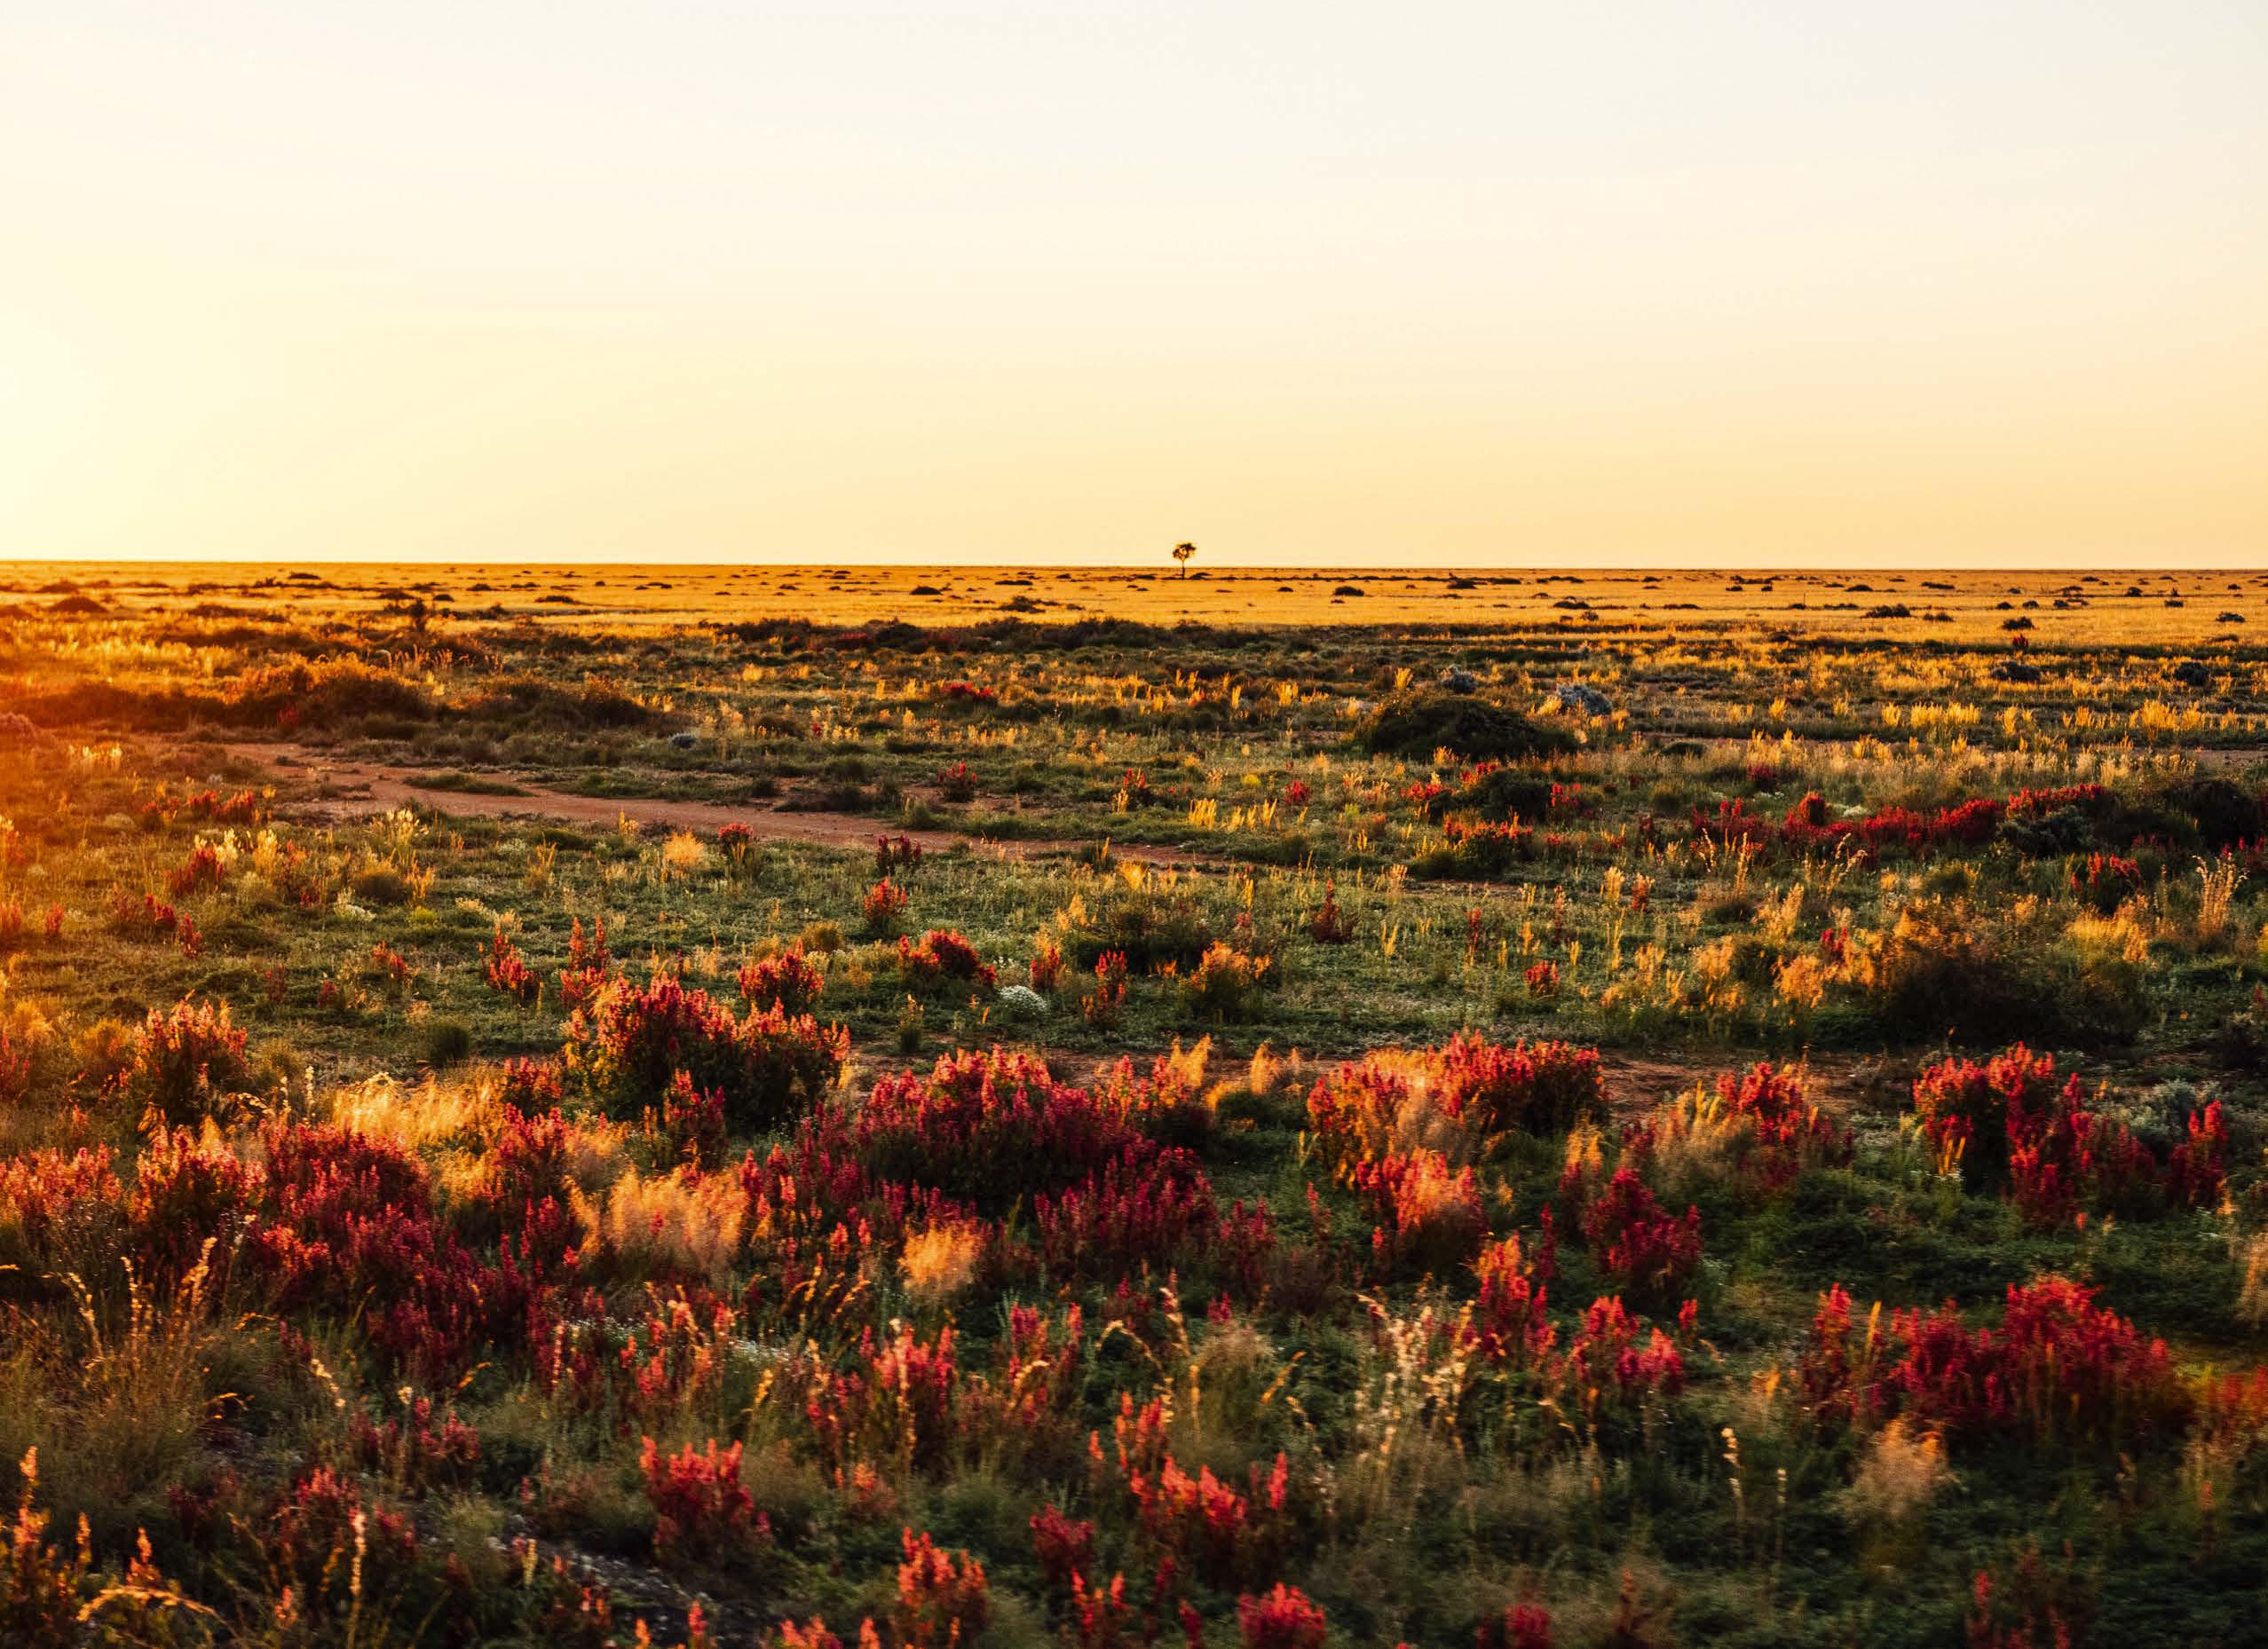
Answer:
[4,1,2265,569]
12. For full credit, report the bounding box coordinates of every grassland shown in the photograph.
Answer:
[3,562,2267,1647]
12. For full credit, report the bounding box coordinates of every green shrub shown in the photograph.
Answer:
[424,1019,473,1069]
[1357,691,1575,762]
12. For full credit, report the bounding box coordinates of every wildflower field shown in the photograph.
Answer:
[4,562,2268,1646]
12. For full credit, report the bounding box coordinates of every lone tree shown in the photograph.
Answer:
[1171,541,1197,579]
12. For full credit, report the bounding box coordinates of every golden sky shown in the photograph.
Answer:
[4,2,2265,568]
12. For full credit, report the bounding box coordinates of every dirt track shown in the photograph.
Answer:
[222,743,1218,867]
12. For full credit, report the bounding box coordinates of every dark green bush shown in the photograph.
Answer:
[1357,692,1575,762]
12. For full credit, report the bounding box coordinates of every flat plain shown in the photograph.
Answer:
[4,561,2268,1647]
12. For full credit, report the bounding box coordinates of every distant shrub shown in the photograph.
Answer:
[225,658,433,726]
[349,866,413,903]
[1874,899,2139,1045]
[1360,692,1575,762]
[423,1018,473,1069]
[1181,942,1270,1022]
[462,675,660,730]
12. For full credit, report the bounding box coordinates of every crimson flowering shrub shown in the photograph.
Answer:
[662,1069,730,1165]
[1462,1229,1556,1369]
[1083,950,1129,1026]
[262,1466,423,1625]
[739,1000,853,1122]
[484,927,542,1008]
[1121,1447,1289,1587]
[806,1322,962,1473]
[641,1437,767,1567]
[1912,1044,2064,1187]
[1524,959,1560,998]
[1914,1045,2220,1225]
[119,998,249,1124]
[2073,852,2141,911]
[1029,1503,1094,1589]
[1344,1147,1487,1274]
[368,940,414,994]
[463,1104,594,1242]
[1773,783,2109,859]
[897,928,997,992]
[127,1126,262,1282]
[828,1050,1271,1293]
[1237,1583,1326,1649]
[567,972,846,1128]
[1034,1161,1272,1291]
[1307,882,1354,943]
[559,915,612,1012]
[863,877,912,935]
[108,888,184,942]
[497,1053,567,1109]
[0,1146,122,1280]
[1803,1276,2189,1445]
[350,1396,482,1491]
[248,1119,542,1375]
[0,1025,29,1109]
[1405,777,1453,820]
[1624,1061,1852,1194]
[575,974,744,1102]
[1308,1037,1605,1164]
[2161,1099,2229,1208]
[935,760,978,801]
[142,786,264,827]
[849,1049,1153,1204]
[1028,941,1067,991]
[1577,1169,1702,1299]
[164,841,226,897]
[876,832,924,873]
[2005,1093,2157,1229]
[1479,1602,1557,1649]
[1561,1295,1687,1414]
[1716,1061,1849,1174]
[896,1528,990,1648]
[739,945,825,1015]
